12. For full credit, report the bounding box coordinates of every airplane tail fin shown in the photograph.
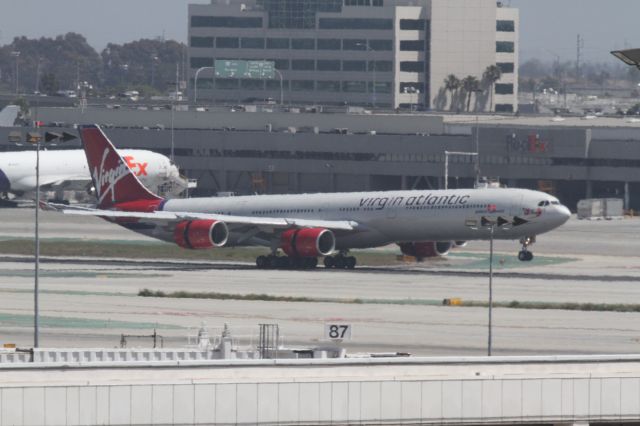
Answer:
[79,125,163,211]
[0,105,19,127]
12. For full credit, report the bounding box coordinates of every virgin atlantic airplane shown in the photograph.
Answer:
[50,125,570,269]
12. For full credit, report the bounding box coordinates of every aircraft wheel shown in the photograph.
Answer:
[518,251,531,262]
[345,256,356,269]
[526,251,534,261]
[334,256,346,269]
[307,257,318,269]
[256,255,268,269]
[267,255,280,269]
[278,256,291,269]
[324,256,334,268]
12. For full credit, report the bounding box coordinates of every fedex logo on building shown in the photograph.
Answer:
[123,156,149,177]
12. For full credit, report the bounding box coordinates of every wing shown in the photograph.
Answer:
[52,205,358,231]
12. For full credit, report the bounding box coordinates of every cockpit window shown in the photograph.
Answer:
[551,201,560,205]
[538,201,550,207]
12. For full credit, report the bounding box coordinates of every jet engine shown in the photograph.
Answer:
[174,220,229,249]
[454,241,467,248]
[398,241,453,260]
[281,228,335,258]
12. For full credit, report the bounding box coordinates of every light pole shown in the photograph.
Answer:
[194,66,215,104]
[356,43,377,108]
[150,55,159,88]
[444,151,478,190]
[11,51,20,95]
[466,216,510,356]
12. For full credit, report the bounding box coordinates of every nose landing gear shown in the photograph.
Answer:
[518,236,535,261]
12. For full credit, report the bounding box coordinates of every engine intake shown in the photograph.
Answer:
[281,228,335,258]
[398,241,453,260]
[174,220,228,249]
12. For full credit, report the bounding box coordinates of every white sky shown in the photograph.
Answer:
[0,0,637,64]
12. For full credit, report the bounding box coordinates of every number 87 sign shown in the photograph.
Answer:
[324,324,352,340]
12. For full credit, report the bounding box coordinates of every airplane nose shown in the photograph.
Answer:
[0,168,10,192]
[557,205,571,225]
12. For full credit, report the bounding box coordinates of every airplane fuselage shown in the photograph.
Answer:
[154,187,570,249]
[0,149,179,196]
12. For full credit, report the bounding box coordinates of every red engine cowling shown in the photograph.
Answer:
[398,241,453,260]
[281,228,335,258]
[174,220,229,249]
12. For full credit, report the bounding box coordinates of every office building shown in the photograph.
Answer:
[186,0,519,111]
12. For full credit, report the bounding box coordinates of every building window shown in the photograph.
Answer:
[343,39,367,50]
[495,83,514,94]
[317,39,342,50]
[216,37,239,49]
[399,82,425,93]
[497,62,514,73]
[292,38,315,50]
[319,18,393,30]
[241,38,265,49]
[215,78,239,90]
[495,104,514,113]
[267,38,290,49]
[343,60,367,72]
[368,61,393,72]
[241,79,265,90]
[369,81,392,93]
[368,39,393,51]
[400,61,424,73]
[190,57,214,69]
[342,81,367,93]
[400,40,425,51]
[317,60,341,71]
[266,79,288,90]
[191,16,263,28]
[373,0,383,5]
[291,80,315,91]
[191,37,214,48]
[317,81,341,92]
[292,59,315,71]
[496,41,515,53]
[400,19,425,30]
[496,20,515,32]
[272,59,290,70]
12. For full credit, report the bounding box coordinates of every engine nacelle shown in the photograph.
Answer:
[454,241,467,248]
[281,228,335,258]
[174,220,228,249]
[398,241,453,260]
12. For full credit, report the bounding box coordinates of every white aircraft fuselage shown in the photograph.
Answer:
[154,187,570,249]
[0,149,183,197]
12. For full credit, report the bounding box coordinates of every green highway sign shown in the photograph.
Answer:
[215,60,275,79]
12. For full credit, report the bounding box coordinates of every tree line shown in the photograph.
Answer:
[0,33,187,96]
[439,65,502,112]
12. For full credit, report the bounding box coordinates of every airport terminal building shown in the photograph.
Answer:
[4,106,640,212]
[188,0,518,111]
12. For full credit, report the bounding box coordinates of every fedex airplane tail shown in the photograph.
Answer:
[79,125,163,211]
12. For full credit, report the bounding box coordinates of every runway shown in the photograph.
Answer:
[1,208,640,356]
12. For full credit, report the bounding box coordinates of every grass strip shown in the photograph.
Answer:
[139,289,640,313]
[138,289,442,306]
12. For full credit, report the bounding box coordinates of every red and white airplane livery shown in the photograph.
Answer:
[52,125,570,269]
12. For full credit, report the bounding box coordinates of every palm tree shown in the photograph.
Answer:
[482,65,502,112]
[462,75,480,112]
[443,74,460,110]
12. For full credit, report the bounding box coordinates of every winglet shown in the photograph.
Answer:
[79,125,163,210]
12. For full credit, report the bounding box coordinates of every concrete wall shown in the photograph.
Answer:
[3,356,640,425]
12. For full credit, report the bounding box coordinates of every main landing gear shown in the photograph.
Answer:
[256,254,318,270]
[323,253,357,270]
[517,236,535,262]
